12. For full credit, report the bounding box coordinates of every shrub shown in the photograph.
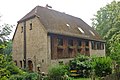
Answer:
[48,64,68,80]
[69,54,92,77]
[92,57,112,77]
[9,72,38,80]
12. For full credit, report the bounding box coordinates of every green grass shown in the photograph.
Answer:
[72,78,91,80]
[68,77,99,80]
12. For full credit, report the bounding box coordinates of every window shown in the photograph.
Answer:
[91,41,96,49]
[78,27,84,33]
[42,59,44,63]
[78,40,82,46]
[30,23,32,30]
[101,43,104,50]
[57,37,63,46]
[97,42,101,50]
[59,61,63,65]
[20,61,22,68]
[21,26,23,33]
[85,41,89,46]
[89,30,95,36]
[66,23,70,28]
[68,39,73,46]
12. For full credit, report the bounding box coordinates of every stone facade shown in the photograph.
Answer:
[13,17,49,72]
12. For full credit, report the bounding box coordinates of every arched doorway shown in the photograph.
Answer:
[28,60,33,71]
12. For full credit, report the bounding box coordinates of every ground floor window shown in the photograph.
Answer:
[20,61,22,68]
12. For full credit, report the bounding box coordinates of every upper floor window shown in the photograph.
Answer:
[68,39,73,46]
[21,26,23,33]
[30,23,32,30]
[91,41,96,50]
[78,40,82,46]
[85,41,89,46]
[57,37,63,46]
[101,43,104,50]
[97,42,101,50]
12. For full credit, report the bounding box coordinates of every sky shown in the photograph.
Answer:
[0,0,119,38]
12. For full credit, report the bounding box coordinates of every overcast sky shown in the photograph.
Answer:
[0,0,119,38]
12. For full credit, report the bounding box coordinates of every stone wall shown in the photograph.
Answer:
[12,17,49,72]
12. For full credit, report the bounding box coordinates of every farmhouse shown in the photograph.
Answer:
[12,6,105,73]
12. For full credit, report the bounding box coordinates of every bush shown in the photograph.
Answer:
[69,54,92,77]
[92,57,112,77]
[9,72,38,80]
[48,64,68,80]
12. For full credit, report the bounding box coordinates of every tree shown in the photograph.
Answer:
[92,1,120,56]
[109,31,120,64]
[0,17,13,54]
[0,24,12,42]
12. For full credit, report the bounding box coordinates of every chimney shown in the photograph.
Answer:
[46,4,52,8]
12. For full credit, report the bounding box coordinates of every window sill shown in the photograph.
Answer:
[57,45,64,49]
[68,46,74,49]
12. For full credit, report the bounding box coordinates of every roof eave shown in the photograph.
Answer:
[18,15,36,23]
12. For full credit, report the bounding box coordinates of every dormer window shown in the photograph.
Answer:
[66,23,70,28]
[78,27,84,34]
[89,30,95,36]
[30,23,32,30]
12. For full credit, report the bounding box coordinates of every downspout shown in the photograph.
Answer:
[23,21,27,68]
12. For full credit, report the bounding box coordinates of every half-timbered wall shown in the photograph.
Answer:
[50,34,92,59]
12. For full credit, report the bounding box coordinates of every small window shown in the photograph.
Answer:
[57,37,63,46]
[59,61,63,65]
[68,39,73,46]
[78,27,84,34]
[89,30,95,36]
[66,24,70,28]
[42,59,44,63]
[21,26,23,33]
[30,23,32,30]
[20,61,22,68]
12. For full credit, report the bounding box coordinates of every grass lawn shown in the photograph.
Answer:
[72,78,91,80]
[69,77,99,80]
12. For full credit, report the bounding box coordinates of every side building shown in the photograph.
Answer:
[12,6,105,73]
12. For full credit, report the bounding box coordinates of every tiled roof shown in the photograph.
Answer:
[19,6,104,42]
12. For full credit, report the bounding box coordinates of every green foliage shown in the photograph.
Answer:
[0,54,25,79]
[0,24,13,42]
[9,72,38,80]
[109,31,120,64]
[69,54,92,77]
[92,57,112,77]
[48,64,68,80]
[0,23,13,54]
[91,1,120,56]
